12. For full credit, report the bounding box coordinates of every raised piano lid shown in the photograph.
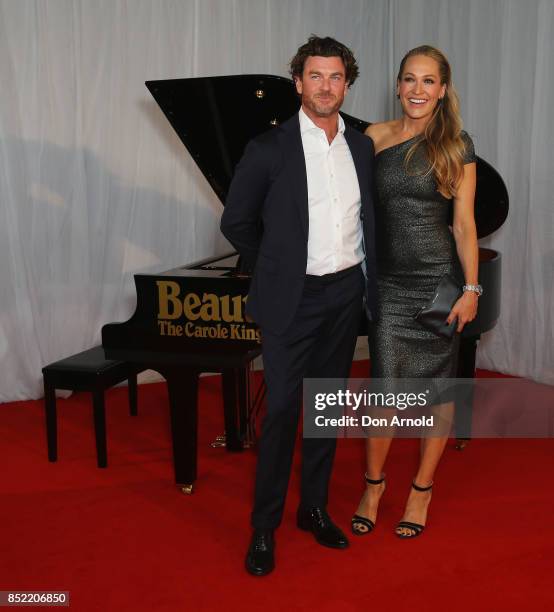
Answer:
[146,75,508,239]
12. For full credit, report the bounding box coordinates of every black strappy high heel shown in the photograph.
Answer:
[395,481,433,539]
[351,474,385,536]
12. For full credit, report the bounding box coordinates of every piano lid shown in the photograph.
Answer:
[146,75,508,239]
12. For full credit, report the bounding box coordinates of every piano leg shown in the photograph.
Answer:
[221,367,247,452]
[454,335,480,449]
[44,382,57,462]
[161,366,199,494]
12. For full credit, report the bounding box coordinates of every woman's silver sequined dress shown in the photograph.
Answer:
[369,131,476,378]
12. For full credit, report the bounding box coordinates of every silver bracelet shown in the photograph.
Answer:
[463,284,483,297]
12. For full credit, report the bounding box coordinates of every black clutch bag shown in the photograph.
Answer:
[413,274,463,338]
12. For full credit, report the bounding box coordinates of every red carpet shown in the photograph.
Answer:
[1,364,553,611]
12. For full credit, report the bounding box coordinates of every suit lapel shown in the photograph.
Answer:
[279,115,369,241]
[343,125,370,213]
[279,115,309,239]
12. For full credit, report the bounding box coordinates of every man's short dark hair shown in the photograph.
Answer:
[289,35,359,87]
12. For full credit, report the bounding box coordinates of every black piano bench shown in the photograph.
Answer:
[42,346,143,468]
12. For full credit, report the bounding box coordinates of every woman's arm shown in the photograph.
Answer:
[446,161,479,332]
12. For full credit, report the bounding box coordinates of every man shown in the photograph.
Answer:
[220,35,377,576]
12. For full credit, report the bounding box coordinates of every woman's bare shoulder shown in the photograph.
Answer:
[364,121,398,146]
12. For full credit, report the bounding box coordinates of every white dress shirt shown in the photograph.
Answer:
[299,107,364,276]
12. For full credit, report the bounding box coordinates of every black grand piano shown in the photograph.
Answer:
[102,75,509,491]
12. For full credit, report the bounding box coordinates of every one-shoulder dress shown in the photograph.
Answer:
[369,131,476,378]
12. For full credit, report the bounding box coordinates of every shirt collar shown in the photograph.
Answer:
[299,107,345,136]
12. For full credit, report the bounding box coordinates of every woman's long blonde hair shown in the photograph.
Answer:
[399,45,467,198]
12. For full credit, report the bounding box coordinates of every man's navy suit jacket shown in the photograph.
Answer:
[220,113,378,335]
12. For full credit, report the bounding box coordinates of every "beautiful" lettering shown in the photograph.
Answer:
[156,280,247,323]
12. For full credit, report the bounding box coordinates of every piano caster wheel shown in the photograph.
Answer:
[455,438,469,451]
[180,484,194,495]
[211,434,226,448]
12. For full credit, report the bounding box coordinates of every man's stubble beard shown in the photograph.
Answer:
[303,93,344,118]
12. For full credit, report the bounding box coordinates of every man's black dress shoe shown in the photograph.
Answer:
[245,529,275,576]
[297,507,349,549]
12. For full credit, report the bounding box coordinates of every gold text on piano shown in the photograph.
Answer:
[156,280,261,343]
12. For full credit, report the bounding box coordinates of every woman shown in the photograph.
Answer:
[352,45,479,538]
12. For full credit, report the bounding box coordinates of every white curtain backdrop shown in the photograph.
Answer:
[0,0,552,402]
